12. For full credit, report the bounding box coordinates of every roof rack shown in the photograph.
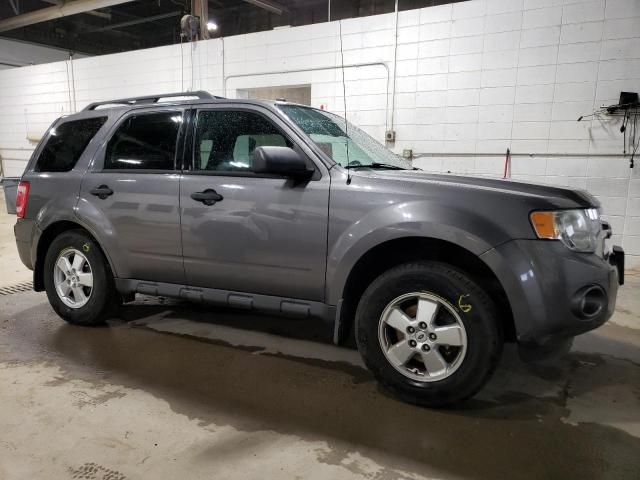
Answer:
[83,91,222,111]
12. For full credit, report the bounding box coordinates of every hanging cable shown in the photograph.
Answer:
[69,53,77,112]
[64,59,73,113]
[190,41,194,91]
[180,34,184,91]
[621,110,628,155]
[338,20,352,185]
[630,110,638,169]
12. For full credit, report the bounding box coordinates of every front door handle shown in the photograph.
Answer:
[191,189,223,206]
[90,185,113,199]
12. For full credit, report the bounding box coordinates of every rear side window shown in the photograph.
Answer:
[35,117,107,172]
[104,112,182,170]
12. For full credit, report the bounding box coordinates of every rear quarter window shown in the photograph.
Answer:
[35,117,107,172]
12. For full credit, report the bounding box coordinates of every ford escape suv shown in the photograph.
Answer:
[14,91,624,407]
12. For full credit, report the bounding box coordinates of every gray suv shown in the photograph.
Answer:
[14,91,624,407]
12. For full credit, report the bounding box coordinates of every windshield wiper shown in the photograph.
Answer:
[350,162,408,170]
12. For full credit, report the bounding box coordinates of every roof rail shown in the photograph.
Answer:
[83,91,221,111]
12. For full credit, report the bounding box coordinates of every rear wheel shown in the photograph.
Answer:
[355,261,502,407]
[43,230,117,326]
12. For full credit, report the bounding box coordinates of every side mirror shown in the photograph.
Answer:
[253,146,313,179]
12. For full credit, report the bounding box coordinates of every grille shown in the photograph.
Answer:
[0,281,33,296]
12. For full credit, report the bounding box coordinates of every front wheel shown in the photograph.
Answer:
[43,230,117,326]
[355,261,502,407]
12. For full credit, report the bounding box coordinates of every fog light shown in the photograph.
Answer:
[570,285,606,319]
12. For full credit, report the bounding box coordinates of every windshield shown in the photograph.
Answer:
[277,104,412,170]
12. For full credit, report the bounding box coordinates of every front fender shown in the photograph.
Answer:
[325,200,510,305]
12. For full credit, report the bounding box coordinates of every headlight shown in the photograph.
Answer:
[530,208,600,252]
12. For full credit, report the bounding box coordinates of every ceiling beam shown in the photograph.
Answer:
[0,0,135,33]
[82,10,182,34]
[241,0,288,15]
[8,0,20,16]
[42,1,112,19]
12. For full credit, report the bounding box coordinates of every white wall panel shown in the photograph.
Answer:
[0,0,638,265]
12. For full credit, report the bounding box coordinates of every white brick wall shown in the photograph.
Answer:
[0,0,639,266]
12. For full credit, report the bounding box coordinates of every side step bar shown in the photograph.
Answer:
[115,278,336,322]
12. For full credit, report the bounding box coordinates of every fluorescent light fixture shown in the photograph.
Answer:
[206,21,218,31]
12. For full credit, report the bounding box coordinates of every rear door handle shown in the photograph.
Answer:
[90,185,113,199]
[191,189,223,206]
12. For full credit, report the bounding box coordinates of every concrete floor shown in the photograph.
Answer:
[1,195,639,479]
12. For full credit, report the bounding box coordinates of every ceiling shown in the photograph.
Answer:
[0,0,464,56]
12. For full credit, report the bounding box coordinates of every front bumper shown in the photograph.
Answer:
[481,239,622,346]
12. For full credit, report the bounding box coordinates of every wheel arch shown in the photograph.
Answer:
[334,236,515,345]
[33,220,116,292]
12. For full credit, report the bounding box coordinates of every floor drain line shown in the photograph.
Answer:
[0,281,33,295]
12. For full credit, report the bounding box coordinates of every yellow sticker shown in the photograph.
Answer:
[82,243,90,253]
[458,294,472,313]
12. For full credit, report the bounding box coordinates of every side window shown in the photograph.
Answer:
[35,117,107,172]
[105,111,182,170]
[194,110,292,172]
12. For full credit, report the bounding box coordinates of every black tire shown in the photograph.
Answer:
[43,230,117,326]
[355,261,503,407]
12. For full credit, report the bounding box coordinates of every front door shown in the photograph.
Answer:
[78,109,185,284]
[180,105,330,301]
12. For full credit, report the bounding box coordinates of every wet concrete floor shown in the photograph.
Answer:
[1,285,639,480]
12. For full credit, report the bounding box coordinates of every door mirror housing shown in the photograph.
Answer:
[253,146,313,179]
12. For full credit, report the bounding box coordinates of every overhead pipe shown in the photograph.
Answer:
[0,0,136,33]
[41,0,112,19]
[241,0,287,15]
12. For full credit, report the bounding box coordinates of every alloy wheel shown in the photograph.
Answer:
[378,292,467,382]
[53,248,94,309]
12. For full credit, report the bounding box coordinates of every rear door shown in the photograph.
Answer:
[180,105,330,301]
[77,109,185,284]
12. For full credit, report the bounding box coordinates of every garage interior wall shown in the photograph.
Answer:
[0,38,88,70]
[0,0,638,265]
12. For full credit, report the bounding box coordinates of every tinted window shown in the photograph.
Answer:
[35,117,107,172]
[105,112,182,170]
[195,110,291,172]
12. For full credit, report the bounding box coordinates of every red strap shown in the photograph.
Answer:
[503,148,511,179]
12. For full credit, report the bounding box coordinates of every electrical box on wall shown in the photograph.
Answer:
[385,130,396,143]
[619,91,639,107]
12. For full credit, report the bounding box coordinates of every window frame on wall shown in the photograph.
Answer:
[98,109,185,174]
[186,106,315,179]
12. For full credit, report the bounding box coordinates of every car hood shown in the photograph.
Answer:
[356,169,598,209]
